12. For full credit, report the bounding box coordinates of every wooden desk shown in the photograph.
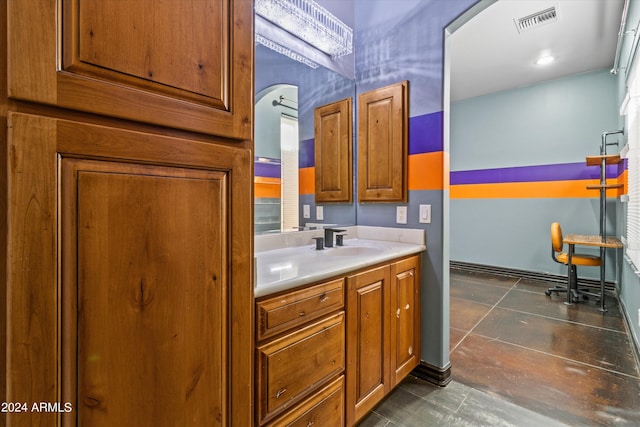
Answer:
[563,234,623,312]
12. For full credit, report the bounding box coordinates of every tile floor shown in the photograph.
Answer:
[358,268,640,426]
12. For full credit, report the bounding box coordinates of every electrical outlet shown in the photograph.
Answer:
[316,206,324,221]
[419,204,431,224]
[396,206,407,224]
[303,204,310,219]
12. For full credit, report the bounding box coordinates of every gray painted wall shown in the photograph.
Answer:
[450,69,620,280]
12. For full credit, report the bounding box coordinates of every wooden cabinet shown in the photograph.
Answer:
[7,0,253,140]
[255,279,346,426]
[346,265,391,425]
[314,98,353,203]
[63,158,227,427]
[257,278,345,341]
[265,376,345,427]
[390,256,421,386]
[346,256,421,426]
[3,0,253,425]
[256,254,421,426]
[357,81,408,203]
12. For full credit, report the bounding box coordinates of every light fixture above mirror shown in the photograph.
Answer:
[255,0,354,78]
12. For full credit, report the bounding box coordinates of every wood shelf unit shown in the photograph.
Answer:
[586,184,624,190]
[586,154,621,166]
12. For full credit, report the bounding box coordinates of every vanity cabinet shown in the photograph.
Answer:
[255,279,346,425]
[4,0,253,425]
[255,254,421,426]
[345,255,421,426]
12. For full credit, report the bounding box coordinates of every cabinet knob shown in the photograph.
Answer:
[307,422,315,427]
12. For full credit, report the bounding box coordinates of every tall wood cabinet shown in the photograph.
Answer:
[2,1,254,426]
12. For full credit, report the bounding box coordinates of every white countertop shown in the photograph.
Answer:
[254,237,426,298]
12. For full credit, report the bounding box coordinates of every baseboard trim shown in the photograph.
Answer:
[619,297,640,371]
[412,361,451,387]
[450,260,616,292]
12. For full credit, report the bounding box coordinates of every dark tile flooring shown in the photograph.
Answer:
[358,268,640,426]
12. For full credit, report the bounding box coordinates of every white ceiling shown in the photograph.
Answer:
[450,0,626,102]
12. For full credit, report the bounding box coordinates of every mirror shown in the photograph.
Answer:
[255,44,356,234]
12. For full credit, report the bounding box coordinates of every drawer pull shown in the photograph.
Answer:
[396,308,400,318]
[275,388,287,399]
[319,293,328,302]
[307,422,315,427]
[299,311,306,317]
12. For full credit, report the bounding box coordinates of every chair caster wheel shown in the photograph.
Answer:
[545,290,551,296]
[582,295,589,300]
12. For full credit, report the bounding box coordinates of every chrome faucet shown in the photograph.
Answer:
[324,228,346,248]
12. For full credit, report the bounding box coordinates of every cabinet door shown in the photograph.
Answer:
[62,159,227,427]
[357,81,408,202]
[346,265,390,426]
[5,113,253,426]
[390,256,421,386]
[8,0,252,139]
[314,98,353,203]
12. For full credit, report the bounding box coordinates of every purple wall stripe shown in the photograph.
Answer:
[299,138,314,168]
[254,160,281,178]
[451,162,623,185]
[409,111,443,154]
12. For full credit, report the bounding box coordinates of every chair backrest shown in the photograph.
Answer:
[550,222,563,253]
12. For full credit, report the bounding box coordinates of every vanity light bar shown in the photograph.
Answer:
[256,33,320,68]
[255,0,353,58]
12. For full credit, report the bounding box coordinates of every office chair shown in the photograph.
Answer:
[545,222,601,301]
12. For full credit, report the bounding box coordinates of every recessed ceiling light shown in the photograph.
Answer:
[536,55,555,65]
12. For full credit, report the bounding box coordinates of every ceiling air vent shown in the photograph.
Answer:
[514,6,557,34]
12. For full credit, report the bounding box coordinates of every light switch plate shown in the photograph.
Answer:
[316,206,324,220]
[396,206,407,224]
[419,204,431,224]
[303,204,310,219]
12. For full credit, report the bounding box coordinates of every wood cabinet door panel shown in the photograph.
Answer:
[71,0,225,103]
[357,81,408,202]
[62,159,227,426]
[9,0,253,139]
[5,113,252,425]
[346,266,390,426]
[390,256,421,386]
[314,98,353,203]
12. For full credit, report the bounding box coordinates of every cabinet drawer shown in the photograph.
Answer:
[256,312,345,424]
[266,376,344,427]
[257,278,344,341]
